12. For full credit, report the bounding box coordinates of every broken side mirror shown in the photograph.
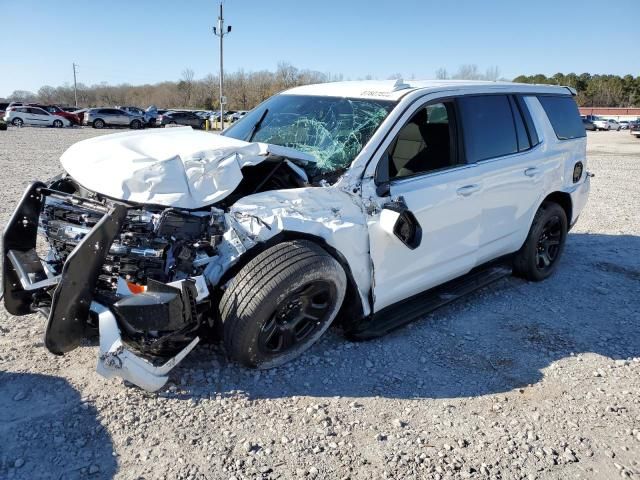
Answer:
[380,199,422,250]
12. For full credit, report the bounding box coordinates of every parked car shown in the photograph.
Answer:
[630,120,640,139]
[118,106,156,126]
[83,108,145,129]
[0,102,9,117]
[28,104,81,125]
[618,120,629,130]
[1,80,590,391]
[230,110,248,122]
[3,106,71,127]
[156,110,206,129]
[582,118,596,131]
[593,118,620,131]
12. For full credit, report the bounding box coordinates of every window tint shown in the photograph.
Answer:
[515,96,540,146]
[458,95,517,162]
[537,95,585,140]
[29,108,47,115]
[509,96,530,151]
[387,102,457,179]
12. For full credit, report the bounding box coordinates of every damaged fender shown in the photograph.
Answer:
[206,187,372,316]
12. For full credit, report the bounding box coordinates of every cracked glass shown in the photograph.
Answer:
[224,95,395,175]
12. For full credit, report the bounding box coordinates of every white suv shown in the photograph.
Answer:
[2,80,590,391]
[3,106,71,128]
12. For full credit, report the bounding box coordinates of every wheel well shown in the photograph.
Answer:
[543,191,572,224]
[217,231,366,328]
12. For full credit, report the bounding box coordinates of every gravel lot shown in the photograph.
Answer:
[0,127,639,480]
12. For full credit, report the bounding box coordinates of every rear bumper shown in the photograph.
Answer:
[568,175,590,228]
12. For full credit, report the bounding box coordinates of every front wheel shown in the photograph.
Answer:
[12,118,23,127]
[52,119,63,128]
[130,119,142,129]
[513,202,568,282]
[93,119,105,129]
[220,240,347,369]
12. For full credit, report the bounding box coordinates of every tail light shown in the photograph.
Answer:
[573,162,583,183]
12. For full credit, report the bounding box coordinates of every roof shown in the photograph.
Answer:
[285,79,573,101]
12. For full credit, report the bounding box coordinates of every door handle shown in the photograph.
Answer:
[524,167,540,177]
[456,184,481,197]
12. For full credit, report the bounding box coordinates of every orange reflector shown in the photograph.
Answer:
[127,282,146,294]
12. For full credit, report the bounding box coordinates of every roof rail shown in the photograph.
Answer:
[565,86,577,96]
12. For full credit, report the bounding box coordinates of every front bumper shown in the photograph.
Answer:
[2,183,200,391]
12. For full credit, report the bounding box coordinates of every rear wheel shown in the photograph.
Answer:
[199,121,206,130]
[130,119,142,129]
[12,118,23,127]
[220,240,347,368]
[52,119,63,128]
[93,119,105,129]
[513,202,568,282]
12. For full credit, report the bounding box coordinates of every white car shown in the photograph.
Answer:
[3,106,71,128]
[593,118,621,131]
[2,80,590,391]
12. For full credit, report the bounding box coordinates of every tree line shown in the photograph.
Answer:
[3,63,638,110]
[1,62,336,111]
[513,73,640,108]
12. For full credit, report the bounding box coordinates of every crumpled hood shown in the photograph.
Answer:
[59,127,315,209]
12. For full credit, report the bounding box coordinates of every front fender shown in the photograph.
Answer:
[222,187,372,316]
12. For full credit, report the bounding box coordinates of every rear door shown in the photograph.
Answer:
[28,107,52,126]
[457,94,544,263]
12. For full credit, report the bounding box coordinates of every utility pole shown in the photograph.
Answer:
[213,1,231,130]
[72,63,78,108]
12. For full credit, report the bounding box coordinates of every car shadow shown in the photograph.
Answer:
[0,372,117,479]
[172,232,640,402]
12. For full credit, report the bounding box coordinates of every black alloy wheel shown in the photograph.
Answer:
[535,215,562,272]
[258,281,334,355]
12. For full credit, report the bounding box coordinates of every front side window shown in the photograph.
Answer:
[458,95,518,162]
[224,94,395,174]
[385,101,458,179]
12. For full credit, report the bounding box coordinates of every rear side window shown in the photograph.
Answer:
[458,95,518,162]
[537,96,585,140]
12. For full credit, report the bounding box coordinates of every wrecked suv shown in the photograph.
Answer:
[2,80,590,391]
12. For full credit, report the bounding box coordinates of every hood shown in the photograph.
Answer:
[59,127,316,209]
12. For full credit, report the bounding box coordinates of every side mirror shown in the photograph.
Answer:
[380,199,422,250]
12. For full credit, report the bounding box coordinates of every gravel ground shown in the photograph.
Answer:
[0,126,639,480]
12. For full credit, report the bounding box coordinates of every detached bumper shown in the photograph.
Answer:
[94,302,198,392]
[2,183,201,391]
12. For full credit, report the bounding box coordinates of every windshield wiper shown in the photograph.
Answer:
[247,109,269,142]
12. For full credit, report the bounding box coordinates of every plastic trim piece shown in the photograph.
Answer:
[94,302,199,392]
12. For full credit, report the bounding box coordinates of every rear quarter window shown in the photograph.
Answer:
[537,96,585,140]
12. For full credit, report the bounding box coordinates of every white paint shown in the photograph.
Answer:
[93,302,199,392]
[60,127,315,209]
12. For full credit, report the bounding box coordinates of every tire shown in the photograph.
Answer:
[199,121,206,130]
[130,119,142,129]
[513,202,568,282]
[93,119,105,129]
[12,118,23,127]
[220,240,347,369]
[52,119,63,128]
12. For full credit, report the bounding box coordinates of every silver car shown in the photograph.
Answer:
[83,108,145,129]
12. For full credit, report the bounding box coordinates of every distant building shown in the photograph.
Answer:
[579,107,640,121]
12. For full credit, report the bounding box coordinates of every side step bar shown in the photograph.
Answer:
[347,264,512,340]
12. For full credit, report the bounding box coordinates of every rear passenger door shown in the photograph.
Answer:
[457,94,543,264]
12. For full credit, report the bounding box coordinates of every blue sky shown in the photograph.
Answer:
[1,0,637,97]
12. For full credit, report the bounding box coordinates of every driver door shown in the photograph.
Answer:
[366,99,481,311]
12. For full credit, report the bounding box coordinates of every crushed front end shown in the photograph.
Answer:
[2,178,225,391]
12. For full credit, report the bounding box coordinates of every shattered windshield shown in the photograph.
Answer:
[223,95,395,173]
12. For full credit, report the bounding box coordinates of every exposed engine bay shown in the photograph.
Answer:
[32,157,311,355]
